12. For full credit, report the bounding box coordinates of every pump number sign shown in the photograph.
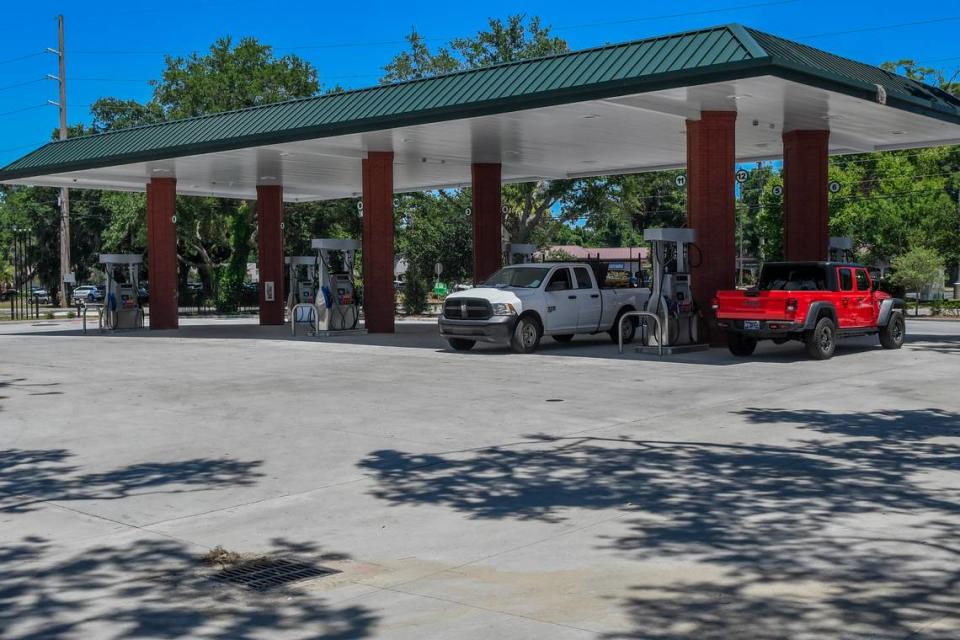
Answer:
[736,169,749,183]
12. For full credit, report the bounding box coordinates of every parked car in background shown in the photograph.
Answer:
[31,288,51,304]
[0,288,17,301]
[71,285,103,304]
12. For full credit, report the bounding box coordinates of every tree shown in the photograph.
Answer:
[2,37,324,307]
[395,191,473,312]
[890,246,945,315]
[383,15,574,251]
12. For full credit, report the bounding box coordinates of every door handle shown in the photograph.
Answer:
[590,294,599,299]
[568,295,577,300]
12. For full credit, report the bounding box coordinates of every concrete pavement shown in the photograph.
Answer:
[1,317,958,639]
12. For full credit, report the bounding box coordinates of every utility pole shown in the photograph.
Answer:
[48,15,70,307]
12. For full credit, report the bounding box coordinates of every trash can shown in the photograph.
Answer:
[954,282,960,300]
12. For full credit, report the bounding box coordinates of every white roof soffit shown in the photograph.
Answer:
[6,76,960,202]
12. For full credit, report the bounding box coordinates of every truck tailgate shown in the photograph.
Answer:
[715,290,795,320]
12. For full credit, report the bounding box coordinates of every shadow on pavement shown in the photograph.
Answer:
[0,448,265,514]
[0,536,378,639]
[358,407,960,639]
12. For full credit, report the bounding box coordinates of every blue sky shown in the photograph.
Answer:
[1,0,958,166]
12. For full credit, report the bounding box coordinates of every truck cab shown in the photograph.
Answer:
[712,262,906,360]
[439,263,649,353]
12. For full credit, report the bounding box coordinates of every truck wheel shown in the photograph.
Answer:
[804,317,837,360]
[609,311,637,344]
[552,334,574,343]
[879,312,905,349]
[447,338,476,351]
[511,315,542,353]
[727,332,757,356]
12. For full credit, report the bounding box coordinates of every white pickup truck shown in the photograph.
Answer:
[438,263,650,353]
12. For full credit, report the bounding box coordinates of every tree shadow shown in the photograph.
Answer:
[358,408,960,638]
[0,535,377,639]
[1,448,266,514]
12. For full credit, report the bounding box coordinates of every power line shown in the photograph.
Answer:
[553,0,799,31]
[0,78,47,92]
[0,104,50,118]
[797,16,960,40]
[0,51,44,66]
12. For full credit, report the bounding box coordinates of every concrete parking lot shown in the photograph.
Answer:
[1,317,958,639]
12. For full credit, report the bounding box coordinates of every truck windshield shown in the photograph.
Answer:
[759,265,828,291]
[482,267,551,288]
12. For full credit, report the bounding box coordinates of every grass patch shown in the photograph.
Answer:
[200,545,244,567]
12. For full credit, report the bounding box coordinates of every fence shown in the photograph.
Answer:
[176,285,259,315]
[6,228,40,321]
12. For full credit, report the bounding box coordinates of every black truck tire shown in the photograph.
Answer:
[609,310,637,344]
[727,332,757,356]
[447,338,476,351]
[879,312,905,349]
[511,315,542,353]
[804,317,837,360]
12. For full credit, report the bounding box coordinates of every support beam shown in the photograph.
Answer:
[146,177,178,330]
[471,163,502,284]
[361,151,395,333]
[686,111,736,345]
[256,185,285,325]
[783,130,830,261]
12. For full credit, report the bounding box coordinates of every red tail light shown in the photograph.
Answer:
[710,297,719,311]
[786,298,798,314]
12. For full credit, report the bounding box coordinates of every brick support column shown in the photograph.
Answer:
[146,177,178,330]
[471,163,502,284]
[362,151,395,333]
[256,185,285,325]
[686,111,736,345]
[783,130,830,261]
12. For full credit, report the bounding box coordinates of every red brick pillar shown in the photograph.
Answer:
[783,130,830,261]
[146,177,178,330]
[362,151,395,333]
[472,163,502,284]
[686,111,736,345]
[256,185,285,325]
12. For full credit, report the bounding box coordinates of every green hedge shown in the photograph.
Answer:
[930,299,960,317]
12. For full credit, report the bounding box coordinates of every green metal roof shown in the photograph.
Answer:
[2,24,959,181]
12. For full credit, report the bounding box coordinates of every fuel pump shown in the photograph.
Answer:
[98,254,144,330]
[507,243,537,265]
[829,237,854,262]
[285,256,317,323]
[641,228,708,353]
[311,238,361,331]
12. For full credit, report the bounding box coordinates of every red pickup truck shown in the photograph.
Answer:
[711,262,906,360]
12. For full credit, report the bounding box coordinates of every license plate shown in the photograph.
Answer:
[743,320,761,331]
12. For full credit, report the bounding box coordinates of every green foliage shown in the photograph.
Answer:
[396,192,473,287]
[383,16,574,251]
[215,204,253,313]
[155,37,320,118]
[382,15,567,82]
[402,276,429,315]
[890,246,945,313]
[929,299,960,317]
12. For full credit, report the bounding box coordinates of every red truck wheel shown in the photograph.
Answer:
[879,312,905,349]
[727,332,757,357]
[804,317,837,360]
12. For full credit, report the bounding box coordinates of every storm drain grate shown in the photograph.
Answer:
[209,557,337,591]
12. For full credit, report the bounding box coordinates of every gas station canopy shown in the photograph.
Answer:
[2,24,959,201]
